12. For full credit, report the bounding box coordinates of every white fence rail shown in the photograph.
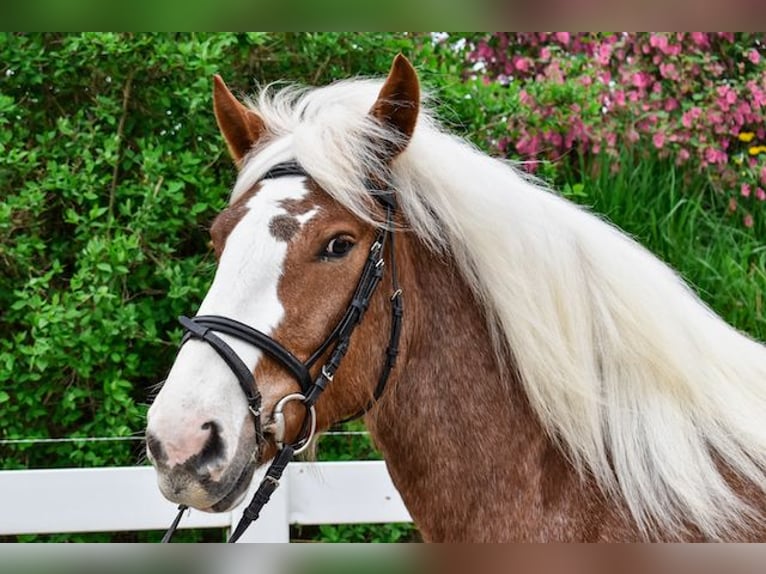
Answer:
[0,461,411,542]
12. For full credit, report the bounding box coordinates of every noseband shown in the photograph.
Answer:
[161,161,403,543]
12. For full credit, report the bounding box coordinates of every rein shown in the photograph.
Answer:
[161,161,403,543]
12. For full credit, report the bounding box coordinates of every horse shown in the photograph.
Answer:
[145,54,766,542]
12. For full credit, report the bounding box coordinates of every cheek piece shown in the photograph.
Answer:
[161,161,403,543]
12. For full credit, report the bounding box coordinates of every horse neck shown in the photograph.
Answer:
[364,232,609,541]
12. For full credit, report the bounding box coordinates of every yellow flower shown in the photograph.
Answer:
[738,132,756,142]
[749,146,766,155]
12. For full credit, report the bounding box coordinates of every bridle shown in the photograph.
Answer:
[161,161,403,543]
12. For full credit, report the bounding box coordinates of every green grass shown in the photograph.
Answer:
[559,150,766,343]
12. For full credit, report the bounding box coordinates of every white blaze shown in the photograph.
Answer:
[147,176,314,464]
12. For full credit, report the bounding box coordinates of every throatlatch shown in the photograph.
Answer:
[161,161,403,543]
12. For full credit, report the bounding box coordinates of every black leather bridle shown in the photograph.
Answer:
[161,161,403,543]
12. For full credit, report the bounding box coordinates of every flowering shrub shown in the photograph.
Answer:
[467,33,766,228]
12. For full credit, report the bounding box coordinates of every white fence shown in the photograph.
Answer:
[0,461,411,541]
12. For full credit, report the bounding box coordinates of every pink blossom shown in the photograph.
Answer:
[555,32,570,45]
[516,133,541,156]
[664,44,682,57]
[729,197,738,212]
[632,72,651,89]
[614,90,626,107]
[741,183,752,197]
[664,98,679,112]
[513,56,531,73]
[690,32,708,47]
[597,43,612,65]
[756,187,766,201]
[475,42,494,61]
[719,85,737,105]
[748,82,766,109]
[704,147,727,165]
[519,89,534,106]
[682,111,694,128]
[678,149,690,163]
[761,166,766,185]
[540,47,551,60]
[653,132,665,149]
[650,34,668,51]
[743,213,754,228]
[748,49,761,65]
[660,63,677,79]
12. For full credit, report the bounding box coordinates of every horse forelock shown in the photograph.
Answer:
[228,77,766,539]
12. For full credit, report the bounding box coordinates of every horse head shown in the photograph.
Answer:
[146,55,419,513]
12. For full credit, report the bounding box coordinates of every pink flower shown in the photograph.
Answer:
[513,56,531,73]
[729,197,738,212]
[540,47,551,60]
[744,213,754,228]
[650,34,668,51]
[691,32,709,47]
[614,90,626,107]
[747,81,766,108]
[741,183,752,197]
[632,72,651,89]
[555,32,571,45]
[519,89,534,106]
[678,149,690,163]
[517,133,541,156]
[761,166,766,185]
[660,63,677,79]
[757,187,766,201]
[748,49,761,65]
[664,98,679,112]
[597,43,612,65]
[704,147,727,165]
[664,44,682,57]
[653,132,665,149]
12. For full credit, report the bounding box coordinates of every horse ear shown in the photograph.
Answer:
[213,75,266,167]
[370,54,420,158]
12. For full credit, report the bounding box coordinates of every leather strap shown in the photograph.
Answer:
[184,315,312,392]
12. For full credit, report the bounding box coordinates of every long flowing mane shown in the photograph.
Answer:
[232,78,766,539]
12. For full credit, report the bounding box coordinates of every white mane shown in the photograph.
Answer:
[235,78,766,539]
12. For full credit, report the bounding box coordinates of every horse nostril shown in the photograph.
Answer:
[146,432,167,464]
[198,420,225,465]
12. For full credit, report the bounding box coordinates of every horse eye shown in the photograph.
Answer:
[322,236,355,259]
